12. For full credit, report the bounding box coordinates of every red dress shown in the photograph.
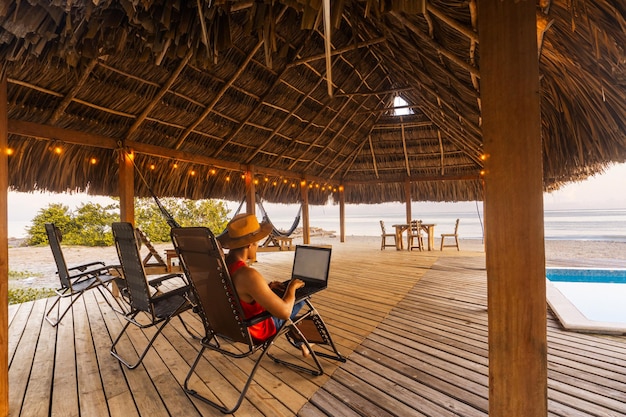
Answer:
[228,260,277,342]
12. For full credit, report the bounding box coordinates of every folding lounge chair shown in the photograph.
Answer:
[170,226,345,414]
[44,223,124,326]
[110,222,196,369]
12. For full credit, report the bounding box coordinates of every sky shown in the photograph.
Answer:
[5,162,626,238]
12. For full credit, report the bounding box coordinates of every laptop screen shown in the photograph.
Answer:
[291,245,332,284]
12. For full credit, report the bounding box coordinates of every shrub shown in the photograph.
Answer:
[8,287,56,304]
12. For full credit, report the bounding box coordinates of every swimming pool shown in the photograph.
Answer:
[546,267,626,334]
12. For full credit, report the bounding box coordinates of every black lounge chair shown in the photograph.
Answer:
[44,223,124,326]
[170,226,345,414]
[110,222,196,369]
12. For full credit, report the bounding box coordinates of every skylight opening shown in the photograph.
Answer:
[393,96,413,116]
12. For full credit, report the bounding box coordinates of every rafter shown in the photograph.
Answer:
[125,50,193,141]
[48,57,99,125]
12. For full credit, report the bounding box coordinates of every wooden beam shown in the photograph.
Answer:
[392,12,480,78]
[478,2,547,416]
[300,182,310,244]
[343,172,480,185]
[404,180,412,224]
[119,150,135,224]
[401,120,410,176]
[323,0,333,97]
[173,43,263,150]
[48,58,99,124]
[368,135,379,178]
[339,186,345,243]
[125,50,193,141]
[289,37,386,67]
[0,71,9,417]
[6,120,340,187]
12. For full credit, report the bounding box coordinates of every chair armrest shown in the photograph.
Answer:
[244,311,273,326]
[149,284,191,303]
[147,273,185,287]
[69,261,106,273]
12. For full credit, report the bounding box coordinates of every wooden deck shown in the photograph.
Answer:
[8,239,626,416]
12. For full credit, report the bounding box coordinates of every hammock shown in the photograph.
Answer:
[256,197,302,237]
[232,194,302,238]
[131,156,181,228]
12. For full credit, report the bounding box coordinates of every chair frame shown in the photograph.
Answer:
[380,220,396,250]
[171,226,345,414]
[408,220,424,251]
[44,223,124,326]
[110,222,196,369]
[440,218,460,251]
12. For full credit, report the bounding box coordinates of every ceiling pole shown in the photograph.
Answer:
[478,2,547,417]
[300,181,310,245]
[339,185,345,243]
[244,167,257,261]
[1,71,9,417]
[322,0,333,97]
[119,149,135,225]
[404,179,412,225]
[245,167,256,216]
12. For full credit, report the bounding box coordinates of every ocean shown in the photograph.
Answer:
[8,206,626,243]
[263,206,626,242]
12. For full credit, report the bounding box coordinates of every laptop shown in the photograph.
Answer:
[280,245,332,300]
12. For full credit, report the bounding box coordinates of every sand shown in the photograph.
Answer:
[7,236,626,289]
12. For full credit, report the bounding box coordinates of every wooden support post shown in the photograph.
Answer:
[0,71,9,417]
[119,149,135,224]
[404,180,412,224]
[245,168,255,215]
[301,181,310,244]
[339,185,345,243]
[478,2,547,417]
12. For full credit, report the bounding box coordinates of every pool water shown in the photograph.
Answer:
[546,268,626,324]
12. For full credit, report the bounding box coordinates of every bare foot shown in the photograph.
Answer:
[300,343,314,357]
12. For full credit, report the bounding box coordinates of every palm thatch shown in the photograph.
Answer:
[1,0,625,205]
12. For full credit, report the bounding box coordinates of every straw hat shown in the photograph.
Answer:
[218,213,272,249]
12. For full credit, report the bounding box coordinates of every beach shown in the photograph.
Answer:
[8,236,626,290]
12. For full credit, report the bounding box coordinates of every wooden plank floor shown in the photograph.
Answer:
[8,238,626,416]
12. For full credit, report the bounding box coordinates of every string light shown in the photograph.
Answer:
[150,164,156,170]
[53,146,62,155]
[254,178,259,185]
[210,168,216,175]
[264,177,269,182]
[190,170,196,176]
[272,181,277,186]
[339,185,344,192]
[226,176,231,182]
[173,163,179,169]
[5,148,13,156]
[90,158,97,165]
[300,180,306,186]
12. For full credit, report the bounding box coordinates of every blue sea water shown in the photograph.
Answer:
[8,203,626,243]
[262,206,626,242]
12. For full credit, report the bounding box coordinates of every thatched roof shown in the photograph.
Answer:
[1,0,625,205]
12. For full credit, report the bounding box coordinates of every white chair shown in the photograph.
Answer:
[380,220,396,250]
[440,219,460,251]
[408,220,424,251]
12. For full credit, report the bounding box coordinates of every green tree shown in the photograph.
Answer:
[25,203,73,245]
[135,198,230,242]
[64,203,119,246]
